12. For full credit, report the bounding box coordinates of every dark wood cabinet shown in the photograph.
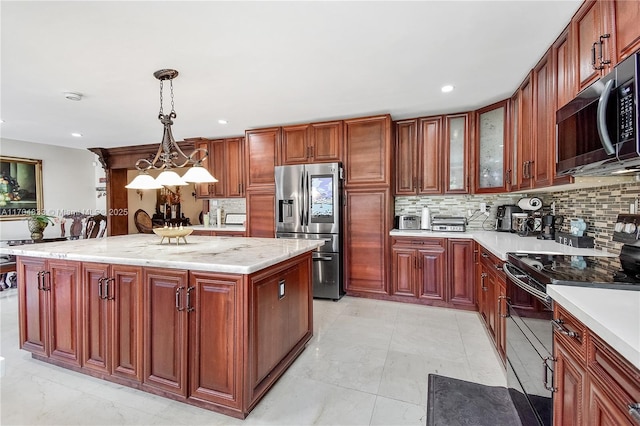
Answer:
[417,117,443,194]
[476,246,506,363]
[474,100,510,193]
[195,137,245,198]
[572,0,613,92]
[344,188,390,295]
[390,238,474,309]
[444,114,470,194]
[554,26,575,110]
[17,257,82,367]
[245,127,280,190]
[554,337,586,426]
[281,121,342,165]
[246,190,275,238]
[532,50,554,188]
[516,73,535,190]
[612,0,640,63]
[394,119,417,195]
[344,115,392,187]
[81,263,142,382]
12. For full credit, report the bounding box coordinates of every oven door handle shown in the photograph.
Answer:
[503,263,551,305]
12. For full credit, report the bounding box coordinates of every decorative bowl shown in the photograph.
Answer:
[153,227,193,245]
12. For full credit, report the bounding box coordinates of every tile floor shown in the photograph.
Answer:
[0,289,505,425]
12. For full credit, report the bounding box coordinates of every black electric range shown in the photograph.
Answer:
[507,244,640,293]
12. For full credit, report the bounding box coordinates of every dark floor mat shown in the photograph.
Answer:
[426,374,522,426]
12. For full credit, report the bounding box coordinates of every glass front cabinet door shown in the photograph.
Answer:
[474,100,509,193]
[445,114,470,193]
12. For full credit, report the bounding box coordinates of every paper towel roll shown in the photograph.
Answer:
[421,207,431,230]
[517,197,543,211]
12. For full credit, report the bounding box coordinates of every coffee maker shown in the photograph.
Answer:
[496,205,522,232]
[539,214,564,240]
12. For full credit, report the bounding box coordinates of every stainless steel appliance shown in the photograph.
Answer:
[430,216,466,232]
[556,51,640,176]
[275,162,343,300]
[496,205,522,232]
[395,215,421,230]
[539,214,564,240]
[503,225,640,426]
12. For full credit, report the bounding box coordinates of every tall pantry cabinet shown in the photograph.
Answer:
[343,115,393,295]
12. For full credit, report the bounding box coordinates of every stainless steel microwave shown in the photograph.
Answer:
[556,51,639,176]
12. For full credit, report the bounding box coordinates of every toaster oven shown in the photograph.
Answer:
[395,215,421,230]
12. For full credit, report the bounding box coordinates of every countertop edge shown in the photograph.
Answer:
[547,285,640,371]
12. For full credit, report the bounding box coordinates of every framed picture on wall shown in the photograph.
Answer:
[0,156,44,220]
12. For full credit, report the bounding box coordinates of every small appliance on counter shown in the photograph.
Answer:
[395,215,421,230]
[514,197,544,237]
[538,213,564,240]
[495,205,521,232]
[431,216,466,232]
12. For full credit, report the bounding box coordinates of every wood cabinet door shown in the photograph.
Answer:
[344,189,390,294]
[194,139,214,198]
[394,119,417,195]
[310,120,342,163]
[554,339,586,426]
[391,247,416,297]
[225,137,245,197]
[281,124,310,165]
[143,268,189,397]
[496,278,507,363]
[47,259,82,367]
[417,242,446,302]
[485,270,497,338]
[18,257,48,356]
[573,0,611,92]
[188,272,242,408]
[209,139,226,198]
[613,0,640,63]
[533,50,554,188]
[447,239,474,306]
[82,262,111,374]
[417,117,442,194]
[517,74,534,190]
[246,190,275,238]
[111,265,143,382]
[344,115,391,187]
[554,26,575,110]
[245,127,280,190]
[444,114,469,194]
[475,100,509,193]
[478,266,490,325]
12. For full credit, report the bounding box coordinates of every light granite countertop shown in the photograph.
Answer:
[390,229,615,260]
[547,285,640,370]
[191,224,246,232]
[0,234,323,274]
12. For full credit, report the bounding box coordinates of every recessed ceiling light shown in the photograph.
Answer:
[64,92,83,101]
[441,85,454,93]
[218,119,228,125]
[71,133,82,137]
[0,119,4,124]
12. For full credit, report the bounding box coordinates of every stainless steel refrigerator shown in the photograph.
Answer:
[275,162,344,300]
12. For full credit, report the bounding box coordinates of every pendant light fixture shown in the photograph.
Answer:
[125,69,218,189]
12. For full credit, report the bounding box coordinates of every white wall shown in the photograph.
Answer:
[0,138,101,240]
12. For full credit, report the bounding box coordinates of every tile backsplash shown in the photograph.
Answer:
[395,180,640,255]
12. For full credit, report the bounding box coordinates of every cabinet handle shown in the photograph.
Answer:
[104,278,115,301]
[175,287,185,311]
[481,252,489,258]
[494,263,503,271]
[186,286,195,312]
[98,277,105,299]
[628,403,640,423]
[551,318,580,340]
[310,146,314,158]
[591,41,599,70]
[505,169,512,185]
[41,271,50,291]
[543,356,557,392]
[598,34,611,67]
[37,271,45,291]
[498,295,509,318]
[481,272,488,291]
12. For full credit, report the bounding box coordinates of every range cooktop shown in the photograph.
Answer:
[507,248,640,291]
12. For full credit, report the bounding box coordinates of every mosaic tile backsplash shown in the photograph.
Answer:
[395,181,640,255]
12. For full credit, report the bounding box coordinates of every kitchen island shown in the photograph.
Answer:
[1,234,323,419]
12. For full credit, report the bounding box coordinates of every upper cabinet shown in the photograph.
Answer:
[344,115,392,187]
[280,121,342,165]
[245,127,280,190]
[194,137,245,199]
[474,100,509,193]
[611,0,640,62]
[573,0,614,92]
[394,114,469,195]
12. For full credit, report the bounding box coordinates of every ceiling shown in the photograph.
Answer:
[1,1,582,151]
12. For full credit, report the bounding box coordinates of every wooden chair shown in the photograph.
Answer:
[134,209,154,234]
[84,214,107,238]
[61,212,89,239]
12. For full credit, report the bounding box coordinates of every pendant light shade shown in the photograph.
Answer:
[125,171,163,189]
[182,165,218,183]
[155,170,188,186]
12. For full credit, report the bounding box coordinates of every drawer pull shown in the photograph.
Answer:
[628,403,640,423]
[543,356,557,392]
[552,318,580,340]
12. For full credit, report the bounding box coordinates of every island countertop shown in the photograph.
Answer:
[0,234,323,274]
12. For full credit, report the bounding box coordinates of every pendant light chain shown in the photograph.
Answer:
[158,79,176,119]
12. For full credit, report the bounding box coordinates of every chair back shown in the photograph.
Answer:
[61,212,88,239]
[134,209,154,234]
[84,214,107,238]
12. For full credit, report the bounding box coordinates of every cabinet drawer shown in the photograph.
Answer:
[392,237,445,248]
[478,248,504,279]
[588,333,640,423]
[553,304,587,363]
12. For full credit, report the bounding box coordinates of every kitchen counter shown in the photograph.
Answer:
[547,285,640,370]
[191,224,246,232]
[0,234,322,274]
[390,229,614,260]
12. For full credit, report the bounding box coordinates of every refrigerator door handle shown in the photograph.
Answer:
[299,171,305,225]
[305,171,310,226]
